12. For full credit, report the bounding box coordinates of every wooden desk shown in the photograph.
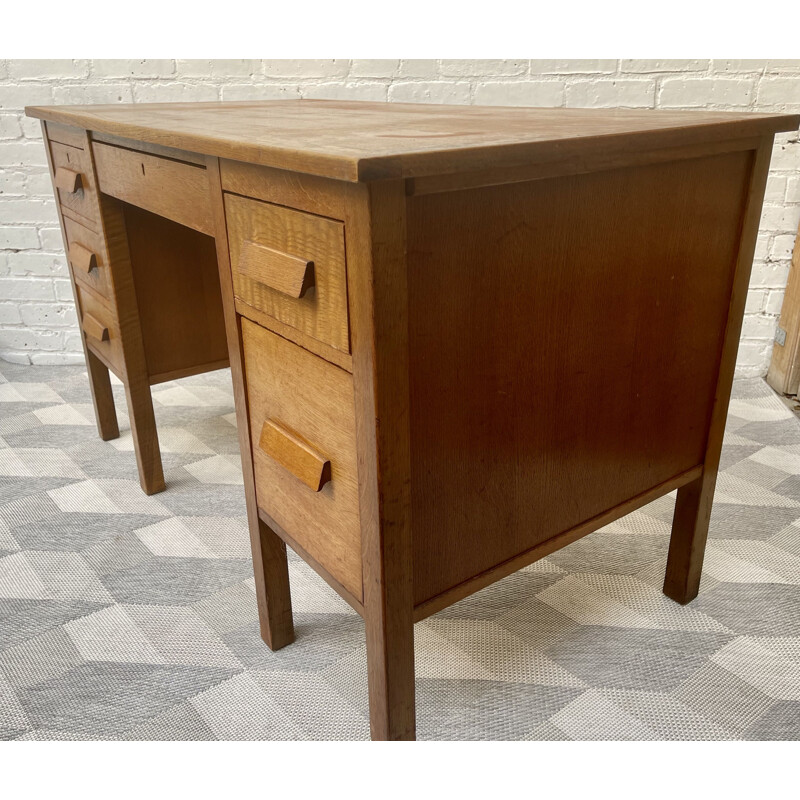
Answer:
[25,100,799,740]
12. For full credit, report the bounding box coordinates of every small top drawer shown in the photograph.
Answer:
[51,142,99,229]
[225,194,350,355]
[63,216,112,301]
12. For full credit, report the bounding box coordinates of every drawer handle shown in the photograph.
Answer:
[258,419,331,492]
[238,240,315,299]
[82,313,109,343]
[69,242,98,274]
[55,167,83,194]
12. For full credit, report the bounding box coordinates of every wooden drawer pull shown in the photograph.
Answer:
[68,242,98,274]
[259,419,331,491]
[55,167,83,193]
[82,313,109,342]
[238,240,315,299]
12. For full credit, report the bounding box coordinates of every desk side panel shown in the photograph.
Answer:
[407,150,753,607]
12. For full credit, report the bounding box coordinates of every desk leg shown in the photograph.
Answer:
[255,517,295,650]
[349,179,416,740]
[664,472,713,604]
[364,579,416,740]
[86,347,120,442]
[205,157,294,651]
[124,375,165,495]
[664,138,773,606]
[91,182,166,495]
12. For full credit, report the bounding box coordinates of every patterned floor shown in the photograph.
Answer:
[1,360,799,740]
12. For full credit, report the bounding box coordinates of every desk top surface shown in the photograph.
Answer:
[27,99,799,183]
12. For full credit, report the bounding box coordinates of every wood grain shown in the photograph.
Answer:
[93,141,214,235]
[406,151,753,605]
[241,317,362,600]
[26,100,799,182]
[226,193,350,354]
[664,138,775,604]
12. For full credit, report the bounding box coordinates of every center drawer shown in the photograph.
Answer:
[92,141,214,236]
[226,194,350,355]
[241,318,361,600]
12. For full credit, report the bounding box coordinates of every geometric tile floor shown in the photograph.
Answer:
[1,359,799,740]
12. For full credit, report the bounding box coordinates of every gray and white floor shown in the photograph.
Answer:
[1,360,799,740]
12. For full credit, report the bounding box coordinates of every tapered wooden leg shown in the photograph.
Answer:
[348,179,416,739]
[205,158,294,651]
[664,140,775,606]
[85,350,119,441]
[124,375,165,495]
[254,517,295,650]
[664,472,716,604]
[364,584,416,741]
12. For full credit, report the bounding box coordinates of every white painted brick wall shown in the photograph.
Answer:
[1,59,799,375]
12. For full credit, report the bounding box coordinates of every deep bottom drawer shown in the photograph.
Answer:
[241,317,362,600]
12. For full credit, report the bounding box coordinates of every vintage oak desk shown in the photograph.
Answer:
[25,100,799,740]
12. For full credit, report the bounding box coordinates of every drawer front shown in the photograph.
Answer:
[51,142,99,229]
[241,318,362,599]
[226,193,350,355]
[63,216,111,300]
[93,142,214,235]
[76,284,121,373]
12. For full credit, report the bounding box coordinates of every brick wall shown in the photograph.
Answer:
[1,59,799,375]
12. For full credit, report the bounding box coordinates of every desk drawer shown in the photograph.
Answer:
[76,284,122,374]
[63,217,111,301]
[51,142,99,229]
[226,194,350,355]
[241,318,361,600]
[93,142,214,236]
